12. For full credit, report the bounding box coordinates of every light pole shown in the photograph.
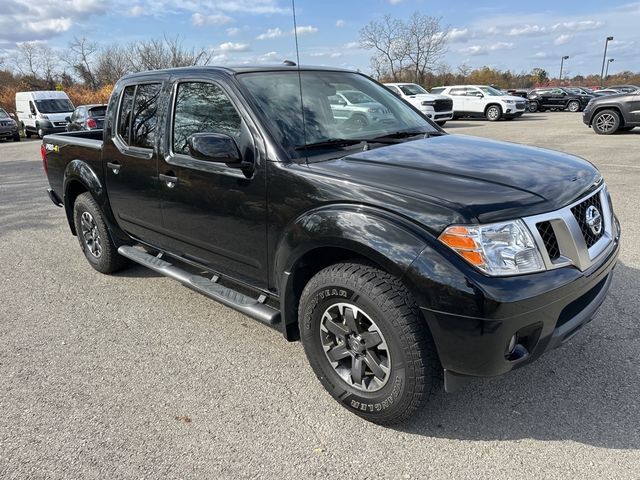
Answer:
[604,58,615,81]
[600,36,614,85]
[559,55,569,83]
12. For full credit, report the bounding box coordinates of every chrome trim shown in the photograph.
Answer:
[522,184,614,272]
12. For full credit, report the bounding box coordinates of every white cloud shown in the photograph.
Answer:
[507,24,546,36]
[554,34,572,45]
[258,51,279,62]
[26,18,72,34]
[447,28,470,42]
[218,42,250,52]
[294,25,318,36]
[309,52,342,58]
[227,27,240,36]
[389,0,403,4]
[343,41,361,50]
[551,20,603,32]
[191,13,233,26]
[126,6,147,17]
[459,45,487,56]
[256,27,284,40]
[336,19,346,28]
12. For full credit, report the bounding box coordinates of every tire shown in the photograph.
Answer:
[73,192,128,274]
[13,133,20,142]
[349,114,368,128]
[38,128,45,139]
[25,129,32,138]
[528,101,539,113]
[485,105,501,121]
[567,100,581,112]
[592,109,620,135]
[435,121,447,127]
[298,262,440,425]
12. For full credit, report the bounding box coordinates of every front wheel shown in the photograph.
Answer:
[13,133,20,141]
[567,100,581,112]
[528,101,539,112]
[73,192,128,274]
[485,105,502,121]
[592,110,620,135]
[299,262,440,425]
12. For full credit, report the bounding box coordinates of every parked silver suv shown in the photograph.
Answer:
[329,90,394,127]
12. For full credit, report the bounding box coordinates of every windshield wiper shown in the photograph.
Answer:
[294,137,399,151]
[371,130,442,141]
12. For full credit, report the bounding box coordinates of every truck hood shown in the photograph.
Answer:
[309,134,600,224]
[403,93,449,101]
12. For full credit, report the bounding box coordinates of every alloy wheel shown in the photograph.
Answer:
[80,211,103,258]
[320,302,391,392]
[595,114,617,133]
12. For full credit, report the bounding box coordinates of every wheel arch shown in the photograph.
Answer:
[274,206,430,341]
[484,103,502,117]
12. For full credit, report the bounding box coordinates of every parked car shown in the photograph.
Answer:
[506,89,529,99]
[430,85,527,121]
[0,108,20,142]
[606,85,639,94]
[594,89,624,96]
[15,90,74,138]
[328,90,394,127]
[65,104,107,131]
[41,65,620,424]
[384,82,453,126]
[583,89,640,134]
[527,87,592,112]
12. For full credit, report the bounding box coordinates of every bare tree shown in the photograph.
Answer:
[132,36,212,71]
[94,44,132,86]
[13,42,60,88]
[67,37,99,88]
[404,13,448,84]
[359,15,405,81]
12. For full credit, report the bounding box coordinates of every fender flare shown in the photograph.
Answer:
[274,204,430,339]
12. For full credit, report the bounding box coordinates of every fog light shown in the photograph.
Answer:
[507,334,517,355]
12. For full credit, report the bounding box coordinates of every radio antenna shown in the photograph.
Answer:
[291,0,308,157]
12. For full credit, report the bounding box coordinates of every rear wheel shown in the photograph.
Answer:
[592,110,620,135]
[567,100,581,112]
[485,105,502,121]
[528,101,539,113]
[298,262,440,425]
[24,128,32,138]
[73,192,128,274]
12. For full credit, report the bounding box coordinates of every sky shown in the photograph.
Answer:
[0,0,638,77]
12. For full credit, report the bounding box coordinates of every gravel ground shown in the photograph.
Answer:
[1,113,639,479]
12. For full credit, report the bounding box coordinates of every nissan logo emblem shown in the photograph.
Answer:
[585,205,603,236]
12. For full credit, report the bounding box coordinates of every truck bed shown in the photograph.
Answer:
[43,130,104,203]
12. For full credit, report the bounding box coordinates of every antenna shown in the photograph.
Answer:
[291,0,307,154]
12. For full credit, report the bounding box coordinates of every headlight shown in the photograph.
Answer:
[439,220,544,276]
[502,99,515,104]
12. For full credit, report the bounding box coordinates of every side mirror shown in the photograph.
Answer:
[65,116,71,122]
[187,133,242,164]
[9,113,15,119]
[475,92,484,98]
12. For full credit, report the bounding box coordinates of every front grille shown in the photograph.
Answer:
[571,193,604,248]
[516,102,525,110]
[54,121,67,127]
[536,221,560,260]
[434,99,453,112]
[0,121,8,127]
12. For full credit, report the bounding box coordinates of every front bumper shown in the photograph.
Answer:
[419,107,454,122]
[0,127,18,138]
[413,218,620,380]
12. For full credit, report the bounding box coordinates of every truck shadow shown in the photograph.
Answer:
[397,261,640,450]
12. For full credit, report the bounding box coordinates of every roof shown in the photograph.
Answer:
[121,64,354,81]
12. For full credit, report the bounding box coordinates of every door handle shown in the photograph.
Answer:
[159,173,178,188]
[106,162,121,174]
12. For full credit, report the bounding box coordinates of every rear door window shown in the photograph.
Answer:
[117,83,162,149]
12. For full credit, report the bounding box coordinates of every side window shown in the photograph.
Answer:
[29,101,36,115]
[389,85,402,95]
[449,88,466,96]
[131,83,161,149]
[118,86,135,143]
[172,82,242,156]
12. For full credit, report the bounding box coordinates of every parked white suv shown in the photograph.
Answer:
[385,83,453,126]
[430,85,526,121]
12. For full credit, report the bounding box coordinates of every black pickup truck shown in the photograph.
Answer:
[42,65,620,425]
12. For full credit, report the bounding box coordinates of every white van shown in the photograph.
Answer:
[15,91,75,138]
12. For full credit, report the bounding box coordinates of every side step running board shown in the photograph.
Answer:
[118,246,280,327]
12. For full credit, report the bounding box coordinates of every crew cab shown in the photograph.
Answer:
[384,83,453,126]
[582,88,640,134]
[527,87,592,113]
[42,66,620,425]
[430,85,527,121]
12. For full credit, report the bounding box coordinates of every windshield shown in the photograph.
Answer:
[478,86,503,96]
[238,70,438,158]
[399,84,428,95]
[0,108,9,119]
[340,90,375,104]
[34,99,74,114]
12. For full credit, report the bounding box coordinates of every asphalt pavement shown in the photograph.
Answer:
[1,113,639,479]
